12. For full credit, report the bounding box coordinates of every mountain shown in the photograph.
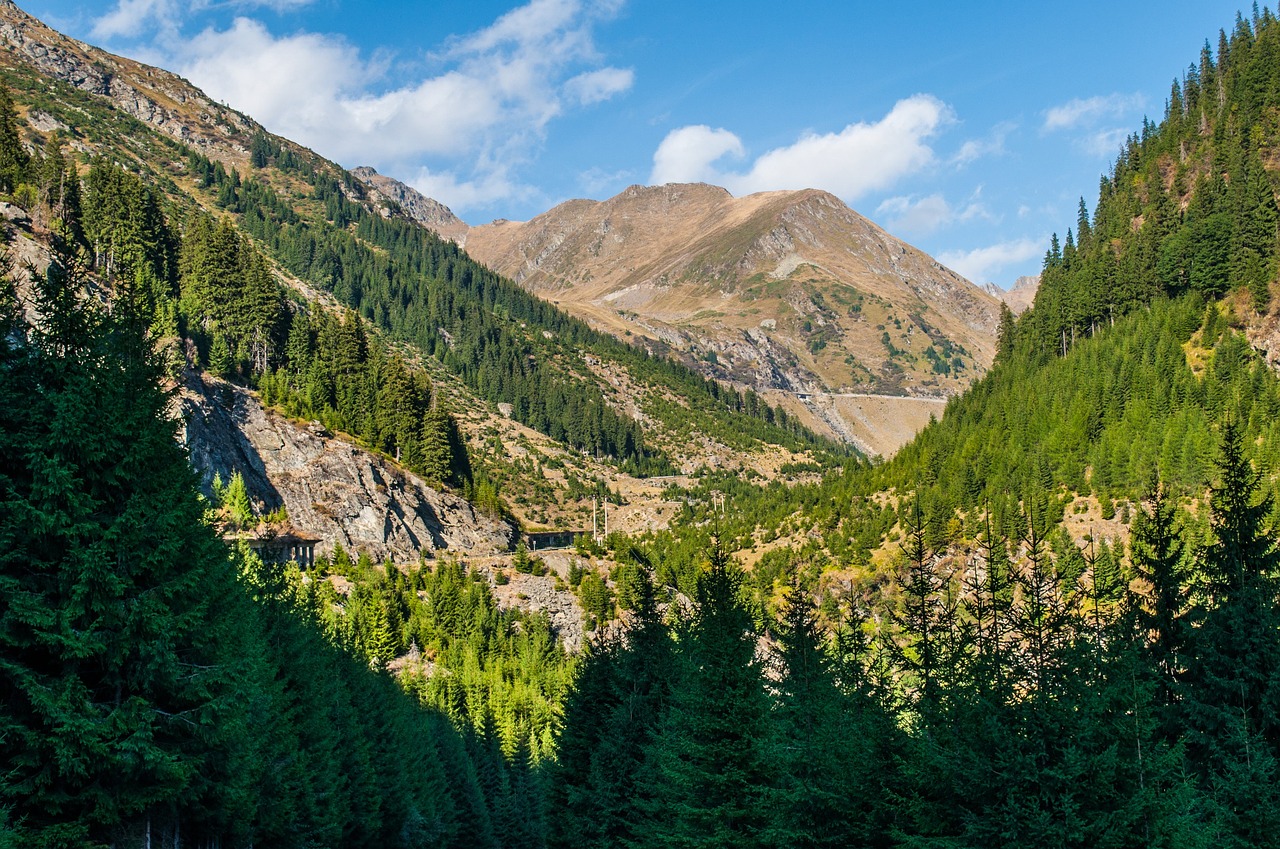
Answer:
[0,0,257,156]
[984,274,1039,314]
[466,183,1002,392]
[352,165,470,242]
[355,173,1003,453]
[0,0,849,563]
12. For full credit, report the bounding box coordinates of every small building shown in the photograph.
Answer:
[244,530,322,569]
[523,530,584,551]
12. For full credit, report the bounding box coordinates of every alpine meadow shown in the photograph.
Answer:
[6,1,1280,847]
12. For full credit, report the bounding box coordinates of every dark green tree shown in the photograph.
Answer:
[1130,476,1189,719]
[0,80,28,194]
[766,581,894,848]
[1184,420,1280,772]
[636,538,774,849]
[0,223,255,846]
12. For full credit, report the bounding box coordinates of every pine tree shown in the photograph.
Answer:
[1130,476,1189,719]
[0,80,28,194]
[0,222,255,845]
[766,581,893,848]
[995,302,1017,364]
[224,470,254,528]
[636,538,774,849]
[420,406,454,487]
[1184,420,1280,772]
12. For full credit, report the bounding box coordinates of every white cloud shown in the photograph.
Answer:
[650,95,951,200]
[92,0,315,40]
[92,0,176,40]
[1081,127,1130,158]
[409,164,532,213]
[938,237,1044,284]
[951,121,1014,166]
[1043,93,1144,132]
[651,125,745,184]
[564,67,634,105]
[92,0,630,214]
[876,192,990,236]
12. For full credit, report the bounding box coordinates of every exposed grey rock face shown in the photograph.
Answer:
[181,373,515,564]
[0,0,253,151]
[351,166,471,244]
[488,557,586,652]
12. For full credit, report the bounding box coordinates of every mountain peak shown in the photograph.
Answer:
[352,166,470,243]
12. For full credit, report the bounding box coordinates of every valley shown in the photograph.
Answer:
[358,171,1002,453]
[3,1,1280,847]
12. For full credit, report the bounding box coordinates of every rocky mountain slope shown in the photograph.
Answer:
[353,165,470,242]
[356,175,1003,452]
[0,0,258,160]
[985,274,1040,314]
[359,177,1002,399]
[182,373,515,563]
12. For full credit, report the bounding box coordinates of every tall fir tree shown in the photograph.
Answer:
[0,209,256,847]
[635,538,774,849]
[1184,420,1280,772]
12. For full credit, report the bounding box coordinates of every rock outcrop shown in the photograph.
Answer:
[985,274,1040,315]
[352,166,470,244]
[0,0,273,161]
[181,373,514,564]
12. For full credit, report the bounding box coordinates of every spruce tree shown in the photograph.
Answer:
[636,538,774,849]
[767,581,893,848]
[1184,420,1280,771]
[0,217,254,845]
[1129,476,1189,719]
[0,80,28,194]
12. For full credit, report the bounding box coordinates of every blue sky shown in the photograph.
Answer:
[22,0,1256,287]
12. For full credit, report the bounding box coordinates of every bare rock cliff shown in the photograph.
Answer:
[0,0,261,157]
[181,373,514,563]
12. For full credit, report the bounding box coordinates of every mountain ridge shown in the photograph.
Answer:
[356,170,1003,450]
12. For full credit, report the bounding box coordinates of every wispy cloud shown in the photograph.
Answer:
[89,0,634,214]
[565,67,636,105]
[1081,127,1131,158]
[938,237,1044,285]
[951,121,1015,166]
[1042,93,1144,132]
[92,0,176,40]
[578,166,633,196]
[650,95,952,201]
[876,191,991,236]
[92,0,314,40]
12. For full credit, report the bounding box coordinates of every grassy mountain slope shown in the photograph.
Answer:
[357,170,1003,454]
[0,0,844,495]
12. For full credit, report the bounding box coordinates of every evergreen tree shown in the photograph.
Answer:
[636,539,774,849]
[0,80,28,194]
[1130,476,1189,719]
[0,220,254,846]
[767,581,893,848]
[1184,420,1280,772]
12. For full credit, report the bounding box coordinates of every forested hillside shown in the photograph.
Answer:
[8,2,1280,847]
[0,202,561,845]
[543,11,1280,844]
[0,0,842,484]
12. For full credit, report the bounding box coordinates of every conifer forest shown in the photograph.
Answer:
[7,3,1280,848]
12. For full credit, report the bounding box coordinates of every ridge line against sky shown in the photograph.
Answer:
[25,0,1255,288]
